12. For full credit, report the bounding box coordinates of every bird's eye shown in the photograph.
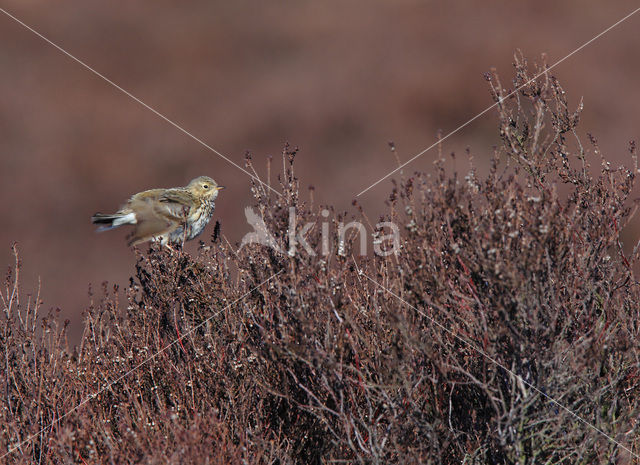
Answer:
[203,184,209,189]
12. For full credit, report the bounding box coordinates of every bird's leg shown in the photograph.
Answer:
[180,229,187,248]
[154,235,177,253]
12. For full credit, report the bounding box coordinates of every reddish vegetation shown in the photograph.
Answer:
[2,58,639,463]
[3,2,640,321]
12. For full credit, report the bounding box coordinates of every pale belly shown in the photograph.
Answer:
[162,201,214,244]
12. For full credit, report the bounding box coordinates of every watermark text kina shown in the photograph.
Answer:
[240,207,400,257]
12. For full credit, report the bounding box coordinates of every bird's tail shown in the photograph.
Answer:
[92,212,137,232]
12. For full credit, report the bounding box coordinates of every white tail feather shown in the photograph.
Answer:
[112,212,137,227]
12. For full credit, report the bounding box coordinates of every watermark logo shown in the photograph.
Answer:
[241,207,400,257]
[240,207,284,253]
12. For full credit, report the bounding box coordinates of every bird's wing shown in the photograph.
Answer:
[155,189,195,220]
[126,189,191,221]
[123,189,187,244]
[131,201,178,243]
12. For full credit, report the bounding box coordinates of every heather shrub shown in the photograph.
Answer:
[1,55,639,464]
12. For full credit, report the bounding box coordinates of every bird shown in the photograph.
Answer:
[92,176,224,246]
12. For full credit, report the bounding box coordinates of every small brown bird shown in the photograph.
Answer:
[92,176,224,246]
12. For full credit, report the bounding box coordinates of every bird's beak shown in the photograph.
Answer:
[217,186,225,190]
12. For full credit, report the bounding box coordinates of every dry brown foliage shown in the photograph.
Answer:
[2,55,639,464]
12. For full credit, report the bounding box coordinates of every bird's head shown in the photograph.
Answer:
[188,176,224,200]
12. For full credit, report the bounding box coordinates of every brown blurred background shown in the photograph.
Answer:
[1,0,639,339]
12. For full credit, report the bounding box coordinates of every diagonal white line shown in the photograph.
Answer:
[355,264,638,459]
[0,7,281,197]
[1,269,284,460]
[356,6,640,197]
